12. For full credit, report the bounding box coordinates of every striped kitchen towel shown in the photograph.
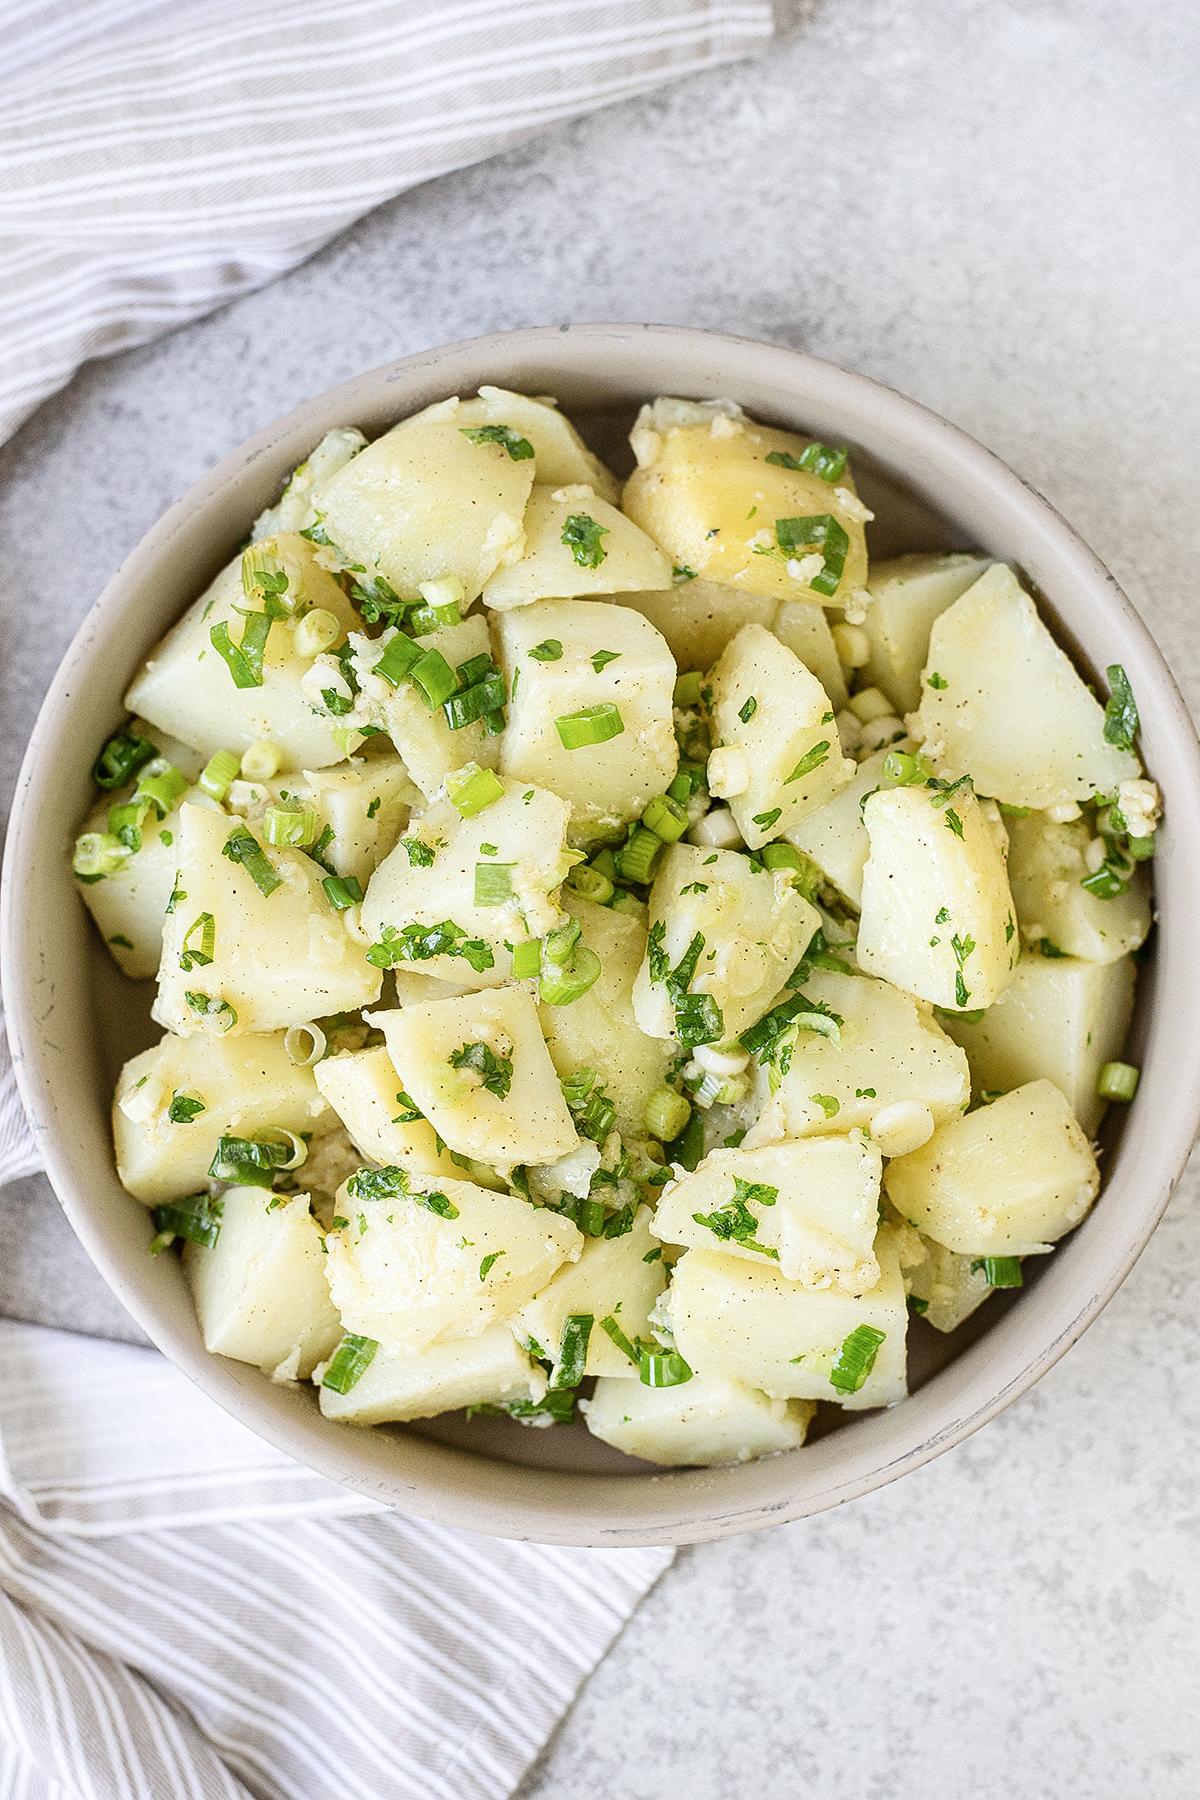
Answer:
[0,0,773,446]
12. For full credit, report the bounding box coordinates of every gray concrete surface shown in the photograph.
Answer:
[2,0,1198,1792]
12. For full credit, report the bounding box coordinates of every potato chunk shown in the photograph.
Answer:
[318,1324,546,1426]
[915,564,1140,807]
[1005,811,1151,963]
[668,1227,909,1410]
[581,1373,814,1466]
[227,755,418,889]
[622,404,869,608]
[861,553,992,715]
[652,1137,882,1294]
[710,624,854,850]
[374,615,501,801]
[495,600,676,834]
[857,785,1018,1012]
[746,969,970,1143]
[513,1205,667,1377]
[361,779,572,988]
[632,843,821,1044]
[153,804,380,1036]
[183,1187,342,1380]
[125,534,361,767]
[785,742,906,908]
[482,485,670,608]
[612,579,777,673]
[939,952,1136,1136]
[114,1029,336,1204]
[883,1079,1099,1256]
[316,400,535,602]
[772,599,850,712]
[454,387,619,501]
[78,783,224,978]
[369,988,578,1166]
[313,1044,474,1186]
[323,1170,581,1350]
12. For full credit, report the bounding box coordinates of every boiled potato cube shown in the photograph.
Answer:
[455,387,619,501]
[581,1373,814,1466]
[746,969,970,1143]
[914,564,1141,808]
[153,804,380,1037]
[632,843,821,1045]
[313,1045,474,1186]
[368,988,578,1166]
[78,783,224,978]
[377,616,501,800]
[361,779,572,988]
[710,624,854,850]
[125,534,361,767]
[288,755,417,887]
[773,598,850,712]
[857,785,1018,1011]
[622,404,869,608]
[538,899,671,1140]
[651,1137,882,1295]
[669,1226,909,1410]
[495,600,676,834]
[904,1232,994,1334]
[251,427,367,539]
[861,553,993,714]
[513,1205,667,1376]
[316,399,534,602]
[613,579,777,672]
[1005,811,1150,963]
[114,1028,336,1204]
[482,485,670,608]
[884,1079,1099,1255]
[324,1171,581,1350]
[940,951,1136,1136]
[785,742,909,908]
[318,1323,546,1426]
[183,1187,342,1380]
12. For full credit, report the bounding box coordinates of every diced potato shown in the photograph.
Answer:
[318,1323,546,1426]
[377,616,501,800]
[125,534,361,766]
[884,1079,1099,1255]
[632,843,821,1043]
[251,427,367,539]
[939,952,1136,1136]
[313,1044,475,1186]
[1005,812,1151,963]
[915,564,1141,807]
[622,406,869,608]
[668,1226,909,1410]
[861,553,993,715]
[316,400,535,602]
[482,485,670,609]
[495,600,676,834]
[904,1232,994,1334]
[746,969,970,1143]
[785,742,908,908]
[773,599,850,712]
[857,786,1018,1011]
[368,988,578,1166]
[612,579,777,672]
[538,899,671,1140]
[228,754,419,888]
[361,780,572,988]
[455,387,619,501]
[710,625,854,851]
[651,1138,882,1294]
[153,804,380,1037]
[114,1029,336,1204]
[513,1205,667,1377]
[183,1187,342,1379]
[324,1171,581,1350]
[581,1372,814,1466]
[78,783,224,978]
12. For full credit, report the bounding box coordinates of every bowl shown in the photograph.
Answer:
[5,323,1200,1547]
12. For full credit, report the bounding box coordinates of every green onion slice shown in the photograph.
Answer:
[322,874,363,910]
[970,1257,1023,1288]
[474,862,515,906]
[375,631,423,687]
[639,1347,693,1388]
[599,1315,638,1364]
[93,728,157,791]
[539,945,602,1007]
[550,1314,593,1389]
[446,762,505,818]
[1097,1060,1140,1102]
[179,911,215,971]
[150,1192,223,1250]
[198,749,241,800]
[555,704,624,750]
[321,1334,379,1393]
[221,826,282,897]
[829,1324,886,1395]
[263,805,317,848]
[1103,663,1139,750]
[509,938,543,979]
[411,648,458,709]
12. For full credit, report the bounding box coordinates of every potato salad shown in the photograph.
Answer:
[76,389,1159,1469]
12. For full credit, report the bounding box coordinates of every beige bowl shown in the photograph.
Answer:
[5,324,1200,1546]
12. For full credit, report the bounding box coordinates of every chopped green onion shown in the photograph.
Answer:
[1081,861,1131,899]
[510,938,543,979]
[198,749,241,801]
[184,992,237,1030]
[530,639,563,661]
[461,424,535,460]
[135,759,188,816]
[479,1251,505,1281]
[474,862,515,906]
[179,911,215,972]
[542,917,581,966]
[666,1106,705,1171]
[1098,1060,1140,1102]
[322,874,363,910]
[829,1323,886,1395]
[1128,832,1156,862]
[565,865,615,906]
[765,443,848,482]
[411,648,458,709]
[240,740,281,782]
[561,513,609,569]
[72,831,131,879]
[221,826,282,898]
[409,601,460,634]
[550,1314,593,1389]
[673,993,725,1049]
[598,1315,638,1364]
[293,608,341,658]
[771,515,849,596]
[450,1040,513,1099]
[444,674,506,731]
[262,805,317,847]
[970,1257,1023,1288]
[208,1133,294,1186]
[93,728,157,791]
[639,1347,693,1388]
[760,842,804,875]
[673,671,703,706]
[107,798,151,853]
[1103,664,1139,750]
[284,1022,327,1066]
[614,826,662,885]
[446,762,505,818]
[555,704,624,750]
[321,1334,379,1393]
[167,1090,206,1125]
[644,1087,691,1142]
[539,946,602,1006]
[375,631,423,686]
[908,1295,930,1315]
[882,750,922,785]
[641,793,689,843]
[668,761,707,803]
[210,615,270,688]
[150,1192,223,1250]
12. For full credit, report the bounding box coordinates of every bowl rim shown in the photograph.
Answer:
[5,320,1200,1547]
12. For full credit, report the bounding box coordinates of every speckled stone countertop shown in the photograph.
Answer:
[2,2,1198,1792]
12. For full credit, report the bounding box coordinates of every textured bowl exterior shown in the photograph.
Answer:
[5,323,1200,1547]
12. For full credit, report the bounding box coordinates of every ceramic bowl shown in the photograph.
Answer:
[5,323,1200,1546]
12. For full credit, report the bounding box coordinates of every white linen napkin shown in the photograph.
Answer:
[0,0,773,446]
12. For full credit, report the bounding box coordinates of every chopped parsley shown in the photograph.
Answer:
[561,513,609,569]
[449,1041,513,1099]
[367,920,494,972]
[530,639,563,661]
[460,424,535,460]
